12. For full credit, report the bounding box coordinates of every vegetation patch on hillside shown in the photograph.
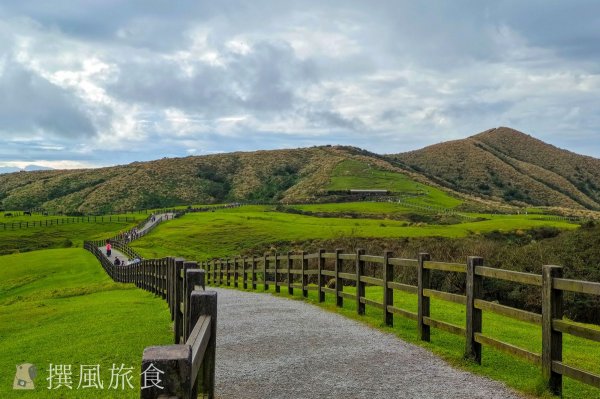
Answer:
[130,205,578,261]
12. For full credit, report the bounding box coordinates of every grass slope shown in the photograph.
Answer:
[0,146,348,213]
[327,159,462,208]
[392,127,600,209]
[0,248,172,398]
[130,205,578,261]
[0,216,145,255]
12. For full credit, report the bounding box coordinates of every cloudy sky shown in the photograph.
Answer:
[1,1,599,170]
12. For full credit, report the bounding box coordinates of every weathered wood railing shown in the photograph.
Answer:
[109,214,168,244]
[110,239,145,260]
[201,249,600,396]
[84,241,216,399]
[0,215,134,230]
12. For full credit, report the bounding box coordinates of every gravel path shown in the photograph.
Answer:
[214,288,522,399]
[99,213,173,263]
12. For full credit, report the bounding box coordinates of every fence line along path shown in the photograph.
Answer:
[212,287,521,399]
[99,212,174,263]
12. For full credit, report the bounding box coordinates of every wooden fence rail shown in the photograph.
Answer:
[84,241,216,399]
[200,249,600,396]
[0,215,133,230]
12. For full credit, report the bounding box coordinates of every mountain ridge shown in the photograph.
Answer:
[0,145,459,213]
[2,127,599,213]
[390,127,600,210]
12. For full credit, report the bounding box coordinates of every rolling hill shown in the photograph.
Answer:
[3,126,599,213]
[0,146,459,213]
[390,127,600,210]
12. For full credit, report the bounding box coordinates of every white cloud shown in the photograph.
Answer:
[1,0,600,166]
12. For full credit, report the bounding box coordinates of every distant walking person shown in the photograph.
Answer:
[114,257,121,266]
[106,242,112,257]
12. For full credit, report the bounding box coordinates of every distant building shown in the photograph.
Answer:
[348,189,389,195]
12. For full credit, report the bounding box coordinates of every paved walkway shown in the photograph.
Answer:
[99,213,173,264]
[213,288,522,399]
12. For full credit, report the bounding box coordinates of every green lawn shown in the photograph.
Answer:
[327,159,462,208]
[0,218,144,255]
[0,212,146,224]
[289,201,416,216]
[130,206,578,260]
[288,202,584,223]
[208,278,600,399]
[0,248,172,398]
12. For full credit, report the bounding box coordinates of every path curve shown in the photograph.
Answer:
[99,212,173,263]
[214,288,522,399]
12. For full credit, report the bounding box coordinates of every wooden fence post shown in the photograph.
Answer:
[465,256,483,363]
[189,291,218,399]
[184,267,203,341]
[301,251,308,298]
[263,254,269,291]
[242,257,248,289]
[418,252,431,341]
[252,257,257,290]
[141,345,192,399]
[318,249,325,302]
[161,259,167,299]
[274,253,280,293]
[204,261,209,285]
[212,260,217,286]
[335,249,343,307]
[356,249,365,315]
[152,260,157,295]
[167,258,175,320]
[174,258,185,344]
[542,265,563,395]
[226,259,231,287]
[287,251,293,295]
[233,257,239,288]
[383,250,393,326]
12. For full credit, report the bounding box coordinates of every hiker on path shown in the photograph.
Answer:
[106,242,112,257]
[114,257,121,266]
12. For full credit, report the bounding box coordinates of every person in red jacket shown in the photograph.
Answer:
[106,242,112,257]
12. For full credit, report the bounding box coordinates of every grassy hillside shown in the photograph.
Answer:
[0,214,146,255]
[0,248,172,398]
[327,159,462,208]
[3,126,598,213]
[0,146,458,213]
[130,205,578,260]
[391,127,600,210]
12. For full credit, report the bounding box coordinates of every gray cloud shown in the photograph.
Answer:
[0,0,600,168]
[0,59,96,140]
[108,40,316,115]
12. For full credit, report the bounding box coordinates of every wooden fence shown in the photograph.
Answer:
[84,241,217,399]
[109,214,169,244]
[200,249,600,396]
[0,215,134,230]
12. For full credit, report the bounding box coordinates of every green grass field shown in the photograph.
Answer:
[0,248,172,398]
[130,205,578,260]
[0,212,147,224]
[289,202,582,223]
[208,279,600,399]
[0,201,590,398]
[289,201,416,216]
[0,217,145,255]
[327,159,462,208]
